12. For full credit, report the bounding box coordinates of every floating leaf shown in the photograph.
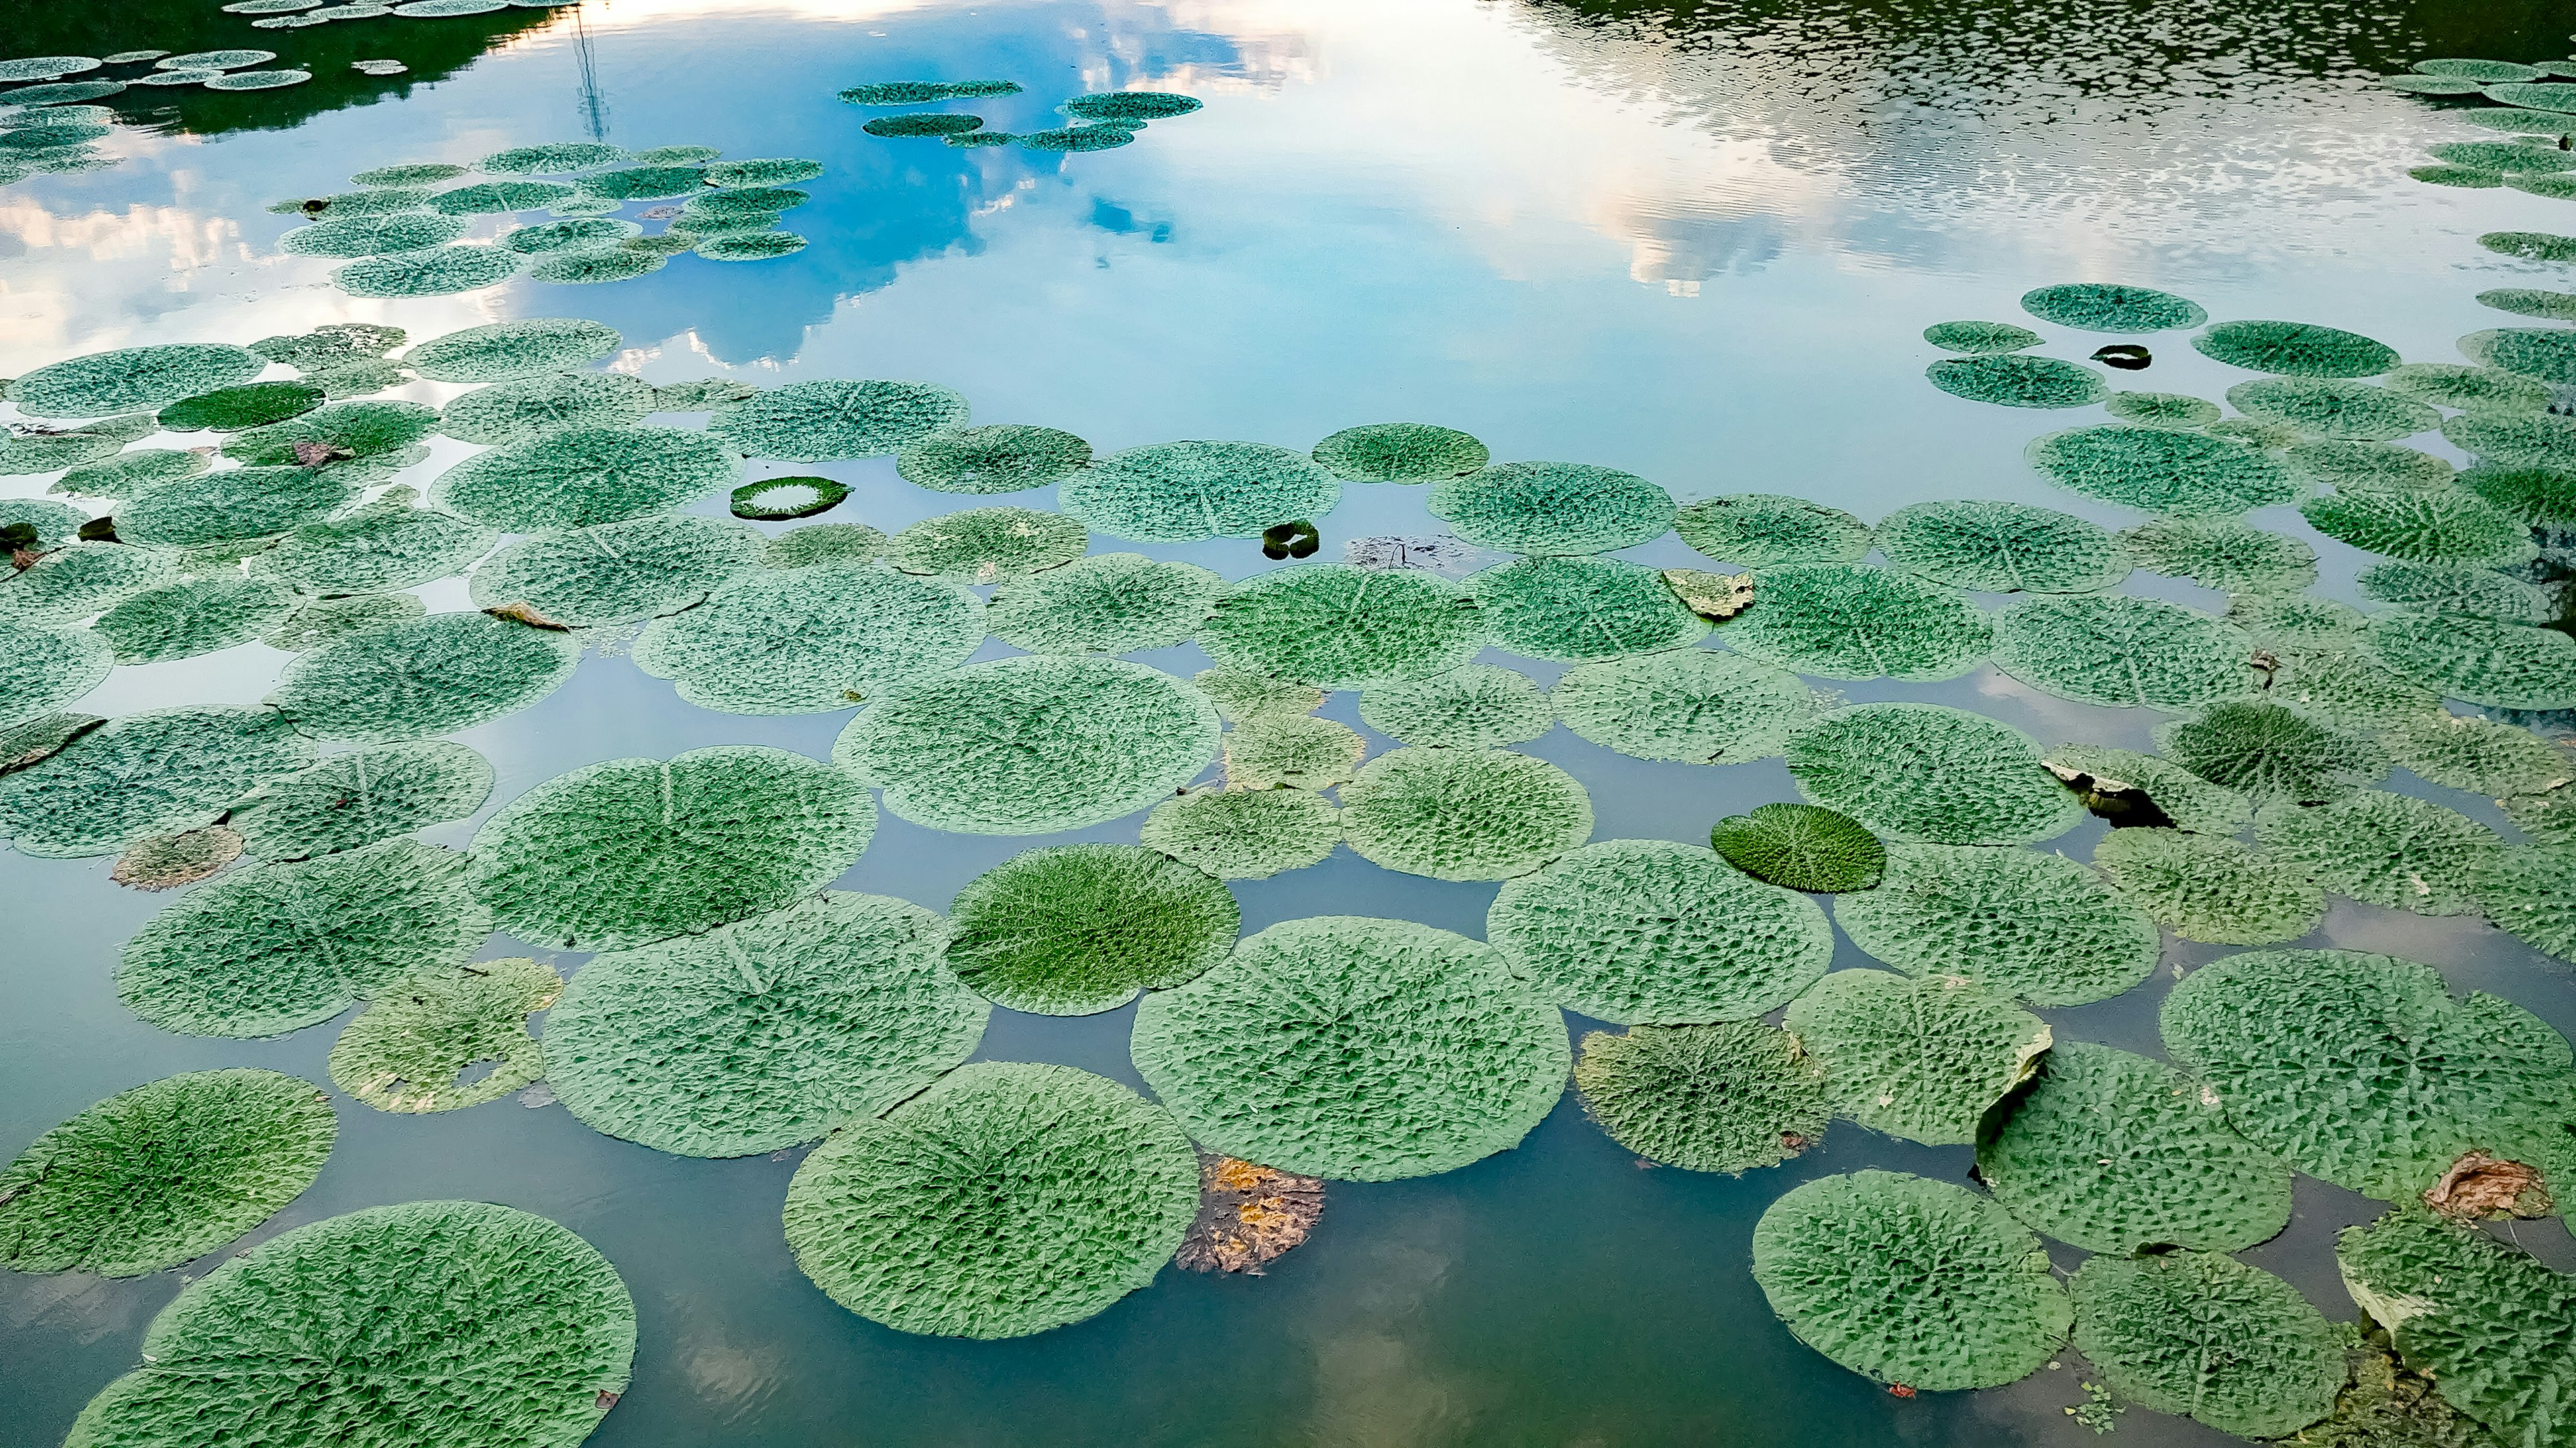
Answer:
[0,706,313,858]
[633,562,981,714]
[1467,554,1709,661]
[268,611,579,743]
[2092,829,2324,945]
[895,423,1092,494]
[883,506,1085,584]
[1552,646,1812,763]
[2021,283,2208,332]
[1198,562,1486,687]
[430,425,741,531]
[2257,791,2500,916]
[1061,440,1342,543]
[2301,488,2534,566]
[1874,499,2130,593]
[1923,320,2041,353]
[1140,786,1339,880]
[470,514,763,627]
[92,576,297,664]
[1356,664,1553,749]
[402,318,621,382]
[230,739,494,860]
[1425,461,1674,554]
[1311,422,1488,482]
[1708,803,1884,892]
[2364,611,2576,710]
[1338,746,1592,880]
[1784,971,2051,1145]
[2337,1207,2576,1448]
[2382,711,2569,795]
[2028,425,2300,514]
[2070,1251,2343,1439]
[1926,354,2107,407]
[708,378,968,462]
[252,497,495,596]
[1673,494,1870,568]
[945,845,1238,1015]
[1992,593,2257,711]
[1833,843,2159,1006]
[9,344,264,419]
[0,620,110,730]
[1787,703,2082,846]
[2154,700,2389,805]
[985,551,1221,655]
[328,958,559,1113]
[1575,1023,1829,1173]
[2195,320,2400,378]
[1719,563,1992,681]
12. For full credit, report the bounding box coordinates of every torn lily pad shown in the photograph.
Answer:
[268,611,580,743]
[633,562,982,715]
[327,958,559,1113]
[1834,843,2159,1006]
[2043,742,2251,835]
[945,845,1238,1015]
[1786,703,2083,846]
[1338,746,1592,880]
[1785,970,2050,1145]
[1575,1022,1829,1173]
[229,739,494,860]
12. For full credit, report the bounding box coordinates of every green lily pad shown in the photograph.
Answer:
[945,845,1238,1015]
[2091,829,2325,945]
[1337,746,1593,880]
[1832,843,2159,1006]
[268,611,580,743]
[327,958,559,1113]
[1574,1022,1829,1174]
[1786,703,2084,845]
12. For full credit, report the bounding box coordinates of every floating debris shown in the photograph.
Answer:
[1175,1155,1325,1274]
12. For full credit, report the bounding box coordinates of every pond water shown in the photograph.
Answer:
[4,1,2574,1445]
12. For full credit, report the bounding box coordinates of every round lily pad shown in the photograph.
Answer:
[895,423,1093,494]
[1193,668,1324,723]
[985,552,1222,655]
[0,706,315,858]
[2070,1250,2343,1439]
[230,739,494,860]
[2336,1206,2576,1448]
[0,621,109,730]
[1552,646,1812,763]
[117,839,488,1037]
[1786,703,2083,846]
[1358,664,1553,749]
[1978,1041,2292,1255]
[700,232,813,265]
[2464,327,2576,387]
[2267,646,2443,731]
[2472,843,2576,962]
[155,380,327,430]
[481,142,625,173]
[2021,283,2208,332]
[1198,563,1485,688]
[1926,354,2108,408]
[2384,362,2553,415]
[523,247,667,285]
[1574,1022,1828,1173]
[1061,440,1342,543]
[727,476,847,521]
[2161,947,2576,1200]
[423,180,576,215]
[833,655,1218,834]
[430,425,741,531]
[1018,125,1132,152]
[545,892,983,1155]
[1338,746,1592,880]
[0,542,177,626]
[1751,1170,2069,1392]
[884,506,1085,584]
[437,372,657,445]
[2226,594,2366,652]
[334,244,521,297]
[403,319,621,382]
[1488,838,1831,1024]
[504,218,645,256]
[2477,286,2576,321]
[1311,422,1488,482]
[863,113,982,138]
[10,344,265,419]
[2364,611,2576,709]
[1923,320,2042,353]
[71,462,340,548]
[2104,391,2221,426]
[62,1200,633,1448]
[2359,561,2557,623]
[0,1069,334,1276]
[1673,494,1870,567]
[1467,555,1709,661]
[1132,915,1567,1180]
[1991,593,2257,711]
[945,845,1238,1015]
[704,156,823,187]
[2226,378,2439,442]
[1874,499,2130,593]
[222,400,437,468]
[327,958,559,1113]
[708,379,968,462]
[1425,461,1674,554]
[92,576,297,664]
[2285,437,2457,493]
[2154,700,2389,805]
[2257,791,2500,916]
[1222,713,1365,790]
[1708,803,1884,892]
[2028,425,2300,514]
[1139,786,1340,880]
[2195,321,2400,378]
[2092,828,2324,945]
[633,561,982,714]
[282,211,470,259]
[1786,970,2051,1145]
[1720,563,1992,682]
[252,497,496,596]
[2443,409,2576,470]
[783,1062,1195,1338]
[52,450,207,499]
[1833,843,2159,1006]
[470,514,763,627]
[2381,710,2569,795]
[2300,488,2533,566]
[268,611,579,743]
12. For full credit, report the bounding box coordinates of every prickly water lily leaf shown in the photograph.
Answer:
[0,1069,334,1277]
[1925,354,2108,407]
[708,378,968,462]
[1424,461,1674,554]
[1338,746,1592,880]
[470,514,764,627]
[229,739,494,860]
[91,577,297,664]
[1131,915,1568,1180]
[2267,647,2443,730]
[763,523,885,568]
[2473,844,2576,964]
[2027,426,2300,515]
[62,1200,634,1448]
[2195,320,2400,378]
[1833,844,2159,1006]
[2021,282,2208,332]
[782,1062,1196,1339]
[2120,515,2317,594]
[2337,1208,2576,1448]
[111,828,244,892]
[327,958,559,1113]
[633,562,983,715]
[1487,838,1832,1024]
[1874,499,2130,594]
[155,379,328,430]
[1720,562,1992,681]
[437,371,657,444]
[1708,803,1884,892]
[1552,646,1813,763]
[0,706,314,858]
[1923,320,2043,353]
[2092,828,2324,945]
[0,621,109,730]
[2301,489,2534,567]
[261,592,425,652]
[2463,327,2576,389]
[2161,948,2576,1201]
[2104,391,2221,426]
[2042,743,2252,835]
[525,246,667,285]
[1991,593,2259,711]
[117,466,358,548]
[268,611,579,743]
[985,552,1222,654]
[1786,703,2084,846]
[834,656,1218,835]
[1141,786,1340,879]
[2444,413,2576,476]
[2226,378,2440,442]
[1784,970,2051,1145]
[116,839,488,1037]
[251,497,497,595]
[1467,555,1709,661]
[1750,1170,2070,1392]
[2154,700,2389,806]
[1673,494,1870,568]
[2383,711,2570,796]
[1310,421,1488,482]
[2359,562,2556,624]
[1574,1022,1828,1173]
[402,318,621,382]
[0,497,95,552]
[883,506,1086,584]
[333,244,522,297]
[470,746,876,952]
[1060,440,1343,543]
[945,845,1238,1015]
[1978,1042,2292,1255]
[2385,362,2553,415]
[1357,664,1554,749]
[430,425,742,531]
[2070,1250,2343,1439]
[1198,563,1485,688]
[2257,792,2501,917]
[2364,612,2576,711]
[1222,713,1365,790]
[9,344,264,419]
[894,424,1092,494]
[2227,593,2366,652]
[545,892,984,1155]
[0,542,178,627]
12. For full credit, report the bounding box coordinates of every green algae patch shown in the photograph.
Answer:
[64,1200,633,1448]
[327,958,559,1113]
[1338,746,1591,880]
[11,344,264,419]
[0,1068,333,1276]
[1575,1022,1827,1173]
[0,706,313,858]
[1673,493,1870,567]
[470,514,764,627]
[156,380,326,431]
[403,318,621,382]
[545,892,983,1155]
[1141,786,1340,880]
[2364,611,2576,710]
[1991,593,2258,711]
[1425,461,1674,554]
[1720,562,1992,682]
[2104,391,2220,427]
[117,839,488,1037]
[1923,320,2041,353]
[115,466,356,548]
[2092,828,2324,945]
[1358,664,1553,749]
[268,611,579,743]
[986,552,1222,655]
[2155,699,2389,805]
[2027,425,2300,514]
[439,371,657,445]
[1926,354,2107,408]
[1833,843,2158,1006]
[2385,362,2553,415]
[254,497,496,597]
[1786,703,2082,846]
[228,739,492,861]
[1311,422,1488,482]
[2336,1207,2576,1448]
[2383,711,2570,796]
[1468,554,1709,661]
[2021,282,2207,332]
[1875,499,2129,594]
[92,576,297,664]
[2194,320,2400,378]
[1752,1170,2068,1391]
[2300,488,2534,567]
[1061,440,1342,543]
[945,845,1238,1015]
[896,423,1093,494]
[1553,646,1812,763]
[2257,791,2500,916]
[783,1062,1195,1339]
[431,425,741,531]
[0,542,178,627]
[2161,948,2576,1200]
[709,378,969,462]
[2358,561,2555,624]
[885,506,1085,584]
[2226,378,2440,442]
[833,656,1218,834]
[633,562,982,715]
[1132,915,1567,1180]
[1785,970,2049,1145]
[2070,1250,2342,1439]
[1709,803,1884,892]
[0,621,110,730]
[2119,515,2317,593]
[1200,563,1485,687]
[2472,843,2576,962]
[471,746,875,952]
[1978,1041,2291,1255]
[1488,837,1831,1024]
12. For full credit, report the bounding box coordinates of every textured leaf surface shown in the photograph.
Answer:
[2092,828,2324,944]
[945,845,1238,1015]
[1552,647,1813,763]
[268,611,579,743]
[1338,746,1593,880]
[1720,563,1992,681]
[2338,1208,2576,1448]
[1139,786,1341,880]
[2070,1250,2343,1437]
[1708,803,1886,891]
[1468,555,1709,661]
[1574,1023,1829,1173]
[1785,971,2049,1145]
[633,561,983,715]
[1992,593,2259,711]
[1787,703,2084,845]
[1199,564,1487,688]
[328,958,559,1113]
[2257,792,2501,915]
[1833,843,2159,1006]
[0,706,315,858]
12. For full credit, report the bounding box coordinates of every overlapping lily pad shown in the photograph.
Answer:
[2300,488,2534,566]
[2337,1207,2576,1448]
[1338,746,1592,880]
[229,739,494,860]
[2384,362,2552,415]
[90,576,295,664]
[1311,422,1489,482]
[156,380,327,429]
[945,845,1238,1015]
[268,611,579,743]
[327,958,559,1113]
[1552,647,1813,763]
[2382,711,2569,796]
[1787,703,2082,846]
[2225,378,2439,442]
[261,592,424,651]
[633,561,983,714]
[2092,829,2325,945]
[431,425,741,531]
[2358,561,2555,623]
[884,507,1086,584]
[1425,462,1674,554]
[0,541,178,626]
[10,344,265,419]
[1467,555,1709,661]
[2257,791,2500,916]
[1356,664,1553,749]
[1719,563,1992,681]
[1991,593,2257,711]
[0,620,109,730]
[1223,713,1365,790]
[335,244,523,297]
[2041,743,2252,835]
[117,465,358,547]
[1784,970,2051,1145]
[1574,1023,1829,1173]
[2027,426,2300,514]
[1833,844,2159,1006]
[1198,563,1486,687]
[1060,441,1342,542]
[1874,499,2129,593]
[437,372,657,444]
[2364,611,2576,710]
[1140,786,1340,880]
[0,706,314,858]
[2444,410,2576,471]
[252,496,496,597]
[2154,700,2389,805]
[470,514,763,627]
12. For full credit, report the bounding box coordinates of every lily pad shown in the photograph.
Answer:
[2337,1207,2576,1448]
[632,561,983,715]
[1875,499,2130,593]
[1784,970,2051,1145]
[884,507,1086,584]
[1060,440,1342,543]
[1311,422,1489,482]
[470,514,764,627]
[2300,488,2534,566]
[2195,321,2400,378]
[1926,354,2108,408]
[1787,703,2083,845]
[1356,664,1554,749]
[2070,1250,2343,1439]
[1425,461,1674,554]
[2256,791,2500,916]
[229,739,495,860]
[0,706,313,858]
[1467,555,1709,661]
[1199,563,1486,688]
[2027,425,2299,515]
[2363,611,2576,710]
[2092,829,2325,945]
[1709,803,1885,892]
[1991,593,2259,711]
[2154,700,2389,805]
[1721,563,1992,681]
[0,620,110,730]
[708,378,969,462]
[1553,646,1813,763]
[1833,843,2159,1006]
[895,423,1093,494]
[945,845,1238,1015]
[10,344,264,419]
[402,318,621,382]
[252,496,496,596]
[2021,283,2208,332]
[327,958,560,1113]
[268,611,579,743]
[431,425,742,531]
[1674,494,1870,568]
[1338,746,1593,880]
[985,552,1222,655]
[1139,786,1340,880]
[1574,1022,1829,1174]
[91,577,297,664]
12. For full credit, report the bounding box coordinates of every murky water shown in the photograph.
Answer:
[5,1,2573,1443]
